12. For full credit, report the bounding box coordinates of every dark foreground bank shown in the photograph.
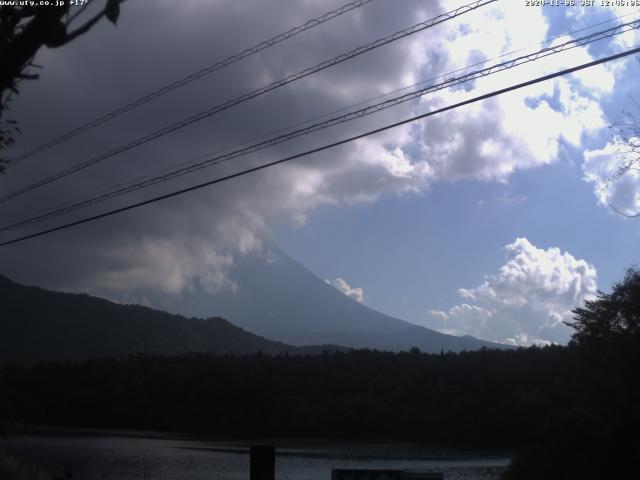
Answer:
[0,430,510,480]
[2,268,640,479]
[1,338,639,479]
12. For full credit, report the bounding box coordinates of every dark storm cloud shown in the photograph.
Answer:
[0,0,607,298]
[0,0,446,291]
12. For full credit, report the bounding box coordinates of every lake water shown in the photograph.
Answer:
[0,430,511,480]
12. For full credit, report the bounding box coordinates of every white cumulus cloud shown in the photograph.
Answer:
[330,277,365,303]
[427,237,597,345]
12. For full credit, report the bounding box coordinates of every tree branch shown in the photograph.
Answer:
[63,0,128,44]
[63,8,107,43]
[65,3,91,27]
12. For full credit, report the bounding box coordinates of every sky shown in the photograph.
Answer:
[1,0,639,346]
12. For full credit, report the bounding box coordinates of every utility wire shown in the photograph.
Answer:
[9,4,635,223]
[33,0,615,227]
[6,0,377,166]
[2,44,639,248]
[3,17,638,232]
[0,0,497,205]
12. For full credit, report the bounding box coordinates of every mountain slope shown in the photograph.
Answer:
[0,275,333,363]
[140,246,507,352]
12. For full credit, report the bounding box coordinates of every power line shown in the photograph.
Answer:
[10,4,634,226]
[32,0,610,229]
[2,44,639,248]
[4,17,638,232]
[4,16,637,230]
[0,0,497,205]
[6,0,377,166]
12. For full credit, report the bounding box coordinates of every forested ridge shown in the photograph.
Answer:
[0,274,341,362]
[1,269,639,480]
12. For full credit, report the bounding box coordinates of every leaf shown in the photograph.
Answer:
[105,0,120,25]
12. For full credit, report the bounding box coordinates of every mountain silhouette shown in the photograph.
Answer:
[135,245,507,352]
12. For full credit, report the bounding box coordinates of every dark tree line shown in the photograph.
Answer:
[0,346,572,448]
[504,268,640,479]
[1,268,639,480]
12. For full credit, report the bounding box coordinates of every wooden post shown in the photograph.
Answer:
[250,445,275,480]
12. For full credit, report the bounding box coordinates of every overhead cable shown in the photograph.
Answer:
[0,0,497,204]
[3,17,638,232]
[2,44,639,247]
[6,0,377,166]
